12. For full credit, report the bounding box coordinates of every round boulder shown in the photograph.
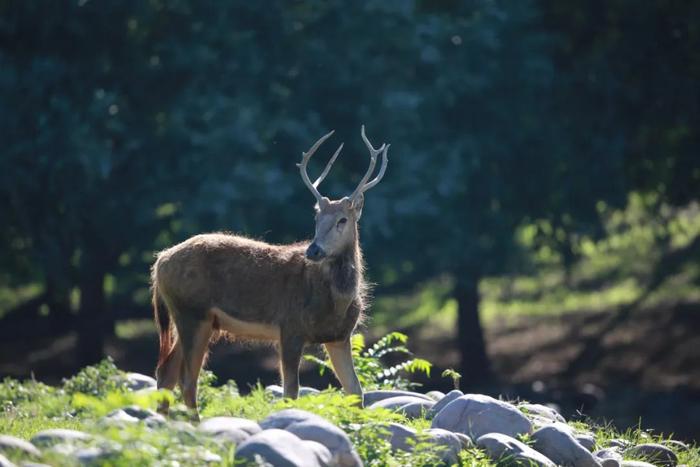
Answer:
[199,417,262,445]
[477,432,556,467]
[30,429,92,448]
[431,394,532,439]
[363,390,433,406]
[624,443,678,467]
[0,435,41,458]
[531,425,601,467]
[286,418,362,467]
[236,429,332,467]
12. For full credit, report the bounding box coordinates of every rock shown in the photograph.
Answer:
[381,423,418,452]
[30,429,92,448]
[426,391,445,401]
[18,463,51,467]
[199,417,262,445]
[452,432,474,449]
[428,389,463,417]
[400,400,436,419]
[0,454,16,467]
[125,372,157,391]
[236,429,331,467]
[608,439,633,449]
[519,403,566,423]
[370,396,435,418]
[0,435,41,457]
[74,446,113,464]
[265,384,284,398]
[620,462,657,467]
[662,440,689,453]
[431,394,532,439]
[104,406,165,427]
[260,409,326,430]
[531,425,601,467]
[576,433,597,451]
[600,459,621,467]
[595,448,623,461]
[286,418,362,467]
[624,443,678,467]
[300,387,321,397]
[477,433,556,467]
[425,428,466,465]
[363,390,433,406]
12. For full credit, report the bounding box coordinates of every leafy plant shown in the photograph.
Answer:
[442,368,462,390]
[304,332,432,390]
[62,357,129,397]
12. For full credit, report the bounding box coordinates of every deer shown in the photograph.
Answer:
[151,126,389,418]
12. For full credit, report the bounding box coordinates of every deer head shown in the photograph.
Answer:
[298,126,389,261]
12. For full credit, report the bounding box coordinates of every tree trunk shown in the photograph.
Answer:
[455,273,493,390]
[76,251,108,366]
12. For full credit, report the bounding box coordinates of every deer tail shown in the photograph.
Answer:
[152,281,172,368]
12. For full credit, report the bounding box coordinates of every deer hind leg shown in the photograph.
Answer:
[176,313,214,421]
[279,332,305,399]
[155,339,183,415]
[325,338,364,407]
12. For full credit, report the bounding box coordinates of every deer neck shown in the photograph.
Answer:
[324,238,362,299]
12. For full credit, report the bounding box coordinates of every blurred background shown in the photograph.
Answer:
[1,0,699,442]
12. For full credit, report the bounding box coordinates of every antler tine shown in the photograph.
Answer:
[351,125,387,201]
[297,130,338,203]
[313,143,344,189]
[358,143,389,193]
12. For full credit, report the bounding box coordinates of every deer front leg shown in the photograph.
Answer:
[280,333,305,399]
[325,338,364,407]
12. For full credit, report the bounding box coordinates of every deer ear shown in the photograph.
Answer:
[351,194,364,218]
[316,197,330,210]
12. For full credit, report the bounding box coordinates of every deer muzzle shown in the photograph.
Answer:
[305,242,326,261]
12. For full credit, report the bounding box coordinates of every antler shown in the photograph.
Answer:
[297,130,343,204]
[350,125,389,203]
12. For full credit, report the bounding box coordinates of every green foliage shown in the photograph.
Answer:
[305,332,432,390]
[62,357,129,397]
[442,369,462,390]
[2,366,699,467]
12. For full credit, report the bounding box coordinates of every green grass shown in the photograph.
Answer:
[1,361,698,467]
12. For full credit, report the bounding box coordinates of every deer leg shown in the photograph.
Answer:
[155,339,182,415]
[178,316,213,421]
[279,333,305,399]
[325,338,364,407]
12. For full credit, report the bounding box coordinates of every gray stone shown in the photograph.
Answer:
[595,448,623,461]
[0,454,16,467]
[199,416,262,445]
[260,409,326,430]
[600,459,621,467]
[620,462,656,467]
[363,390,433,406]
[19,463,51,467]
[576,433,597,451]
[265,384,284,398]
[519,403,566,423]
[400,400,436,419]
[0,435,41,458]
[286,418,362,467]
[236,429,331,467]
[531,425,601,467]
[426,390,445,401]
[452,432,474,449]
[370,396,435,418]
[381,422,418,452]
[662,440,689,453]
[425,428,465,465]
[74,446,114,464]
[431,394,532,439]
[104,405,165,427]
[30,429,92,448]
[624,443,678,467]
[608,439,633,449]
[428,389,463,417]
[125,372,157,391]
[300,387,321,397]
[477,432,556,467]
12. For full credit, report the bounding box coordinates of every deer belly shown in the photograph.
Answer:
[209,307,280,341]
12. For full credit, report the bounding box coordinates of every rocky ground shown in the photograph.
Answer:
[0,369,696,467]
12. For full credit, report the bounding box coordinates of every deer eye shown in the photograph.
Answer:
[337,217,347,227]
